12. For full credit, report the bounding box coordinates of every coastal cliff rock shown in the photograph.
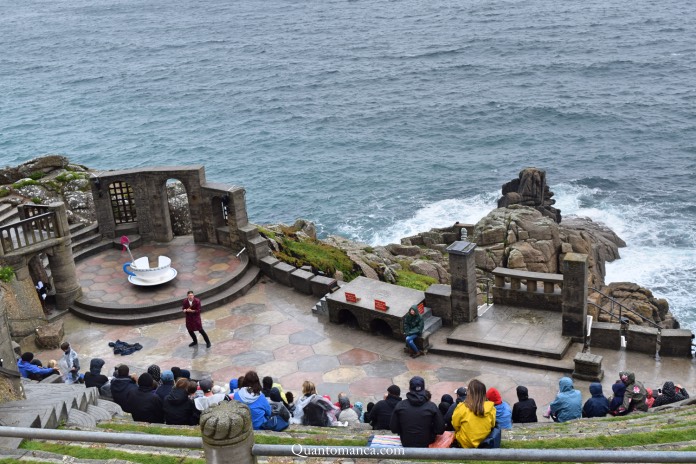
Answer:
[498,167,561,223]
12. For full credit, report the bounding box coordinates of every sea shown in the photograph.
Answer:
[1,0,695,328]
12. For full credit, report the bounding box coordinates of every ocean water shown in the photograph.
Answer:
[1,0,695,327]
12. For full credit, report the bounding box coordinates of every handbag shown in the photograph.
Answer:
[429,431,455,448]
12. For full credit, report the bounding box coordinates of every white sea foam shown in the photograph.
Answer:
[368,192,497,246]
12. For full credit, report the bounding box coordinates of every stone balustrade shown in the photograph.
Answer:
[491,267,564,311]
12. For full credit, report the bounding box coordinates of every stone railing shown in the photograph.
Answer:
[491,267,563,311]
[0,210,58,255]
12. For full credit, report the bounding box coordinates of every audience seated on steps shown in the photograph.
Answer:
[84,358,108,390]
[444,386,467,431]
[486,387,512,429]
[163,378,199,425]
[233,371,271,430]
[582,382,610,418]
[18,352,59,381]
[289,380,342,426]
[616,371,648,415]
[147,364,162,387]
[110,364,138,413]
[369,384,402,430]
[156,370,175,401]
[549,376,582,423]
[451,379,496,448]
[337,394,360,425]
[58,342,80,385]
[390,376,444,447]
[653,381,690,408]
[512,385,538,423]
[608,381,626,415]
[194,379,227,412]
[126,373,164,423]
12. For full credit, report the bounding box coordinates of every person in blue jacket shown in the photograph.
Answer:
[486,387,512,429]
[549,377,582,422]
[233,370,271,430]
[582,382,610,418]
[17,352,58,380]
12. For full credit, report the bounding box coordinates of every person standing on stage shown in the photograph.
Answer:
[182,290,211,348]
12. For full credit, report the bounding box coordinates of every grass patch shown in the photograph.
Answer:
[255,435,365,446]
[0,266,15,283]
[276,239,359,281]
[20,441,204,464]
[11,178,38,189]
[505,426,696,449]
[395,268,437,291]
[97,423,201,437]
[29,171,46,180]
[0,187,9,197]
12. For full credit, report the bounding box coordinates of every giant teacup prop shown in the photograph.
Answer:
[121,236,177,286]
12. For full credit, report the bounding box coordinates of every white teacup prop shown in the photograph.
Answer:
[121,237,177,286]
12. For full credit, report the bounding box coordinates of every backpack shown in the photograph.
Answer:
[302,401,329,426]
[478,426,502,449]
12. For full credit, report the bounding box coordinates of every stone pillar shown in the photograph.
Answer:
[46,203,82,311]
[2,255,47,337]
[200,401,256,464]
[91,174,116,239]
[227,188,249,250]
[447,241,478,324]
[562,253,588,342]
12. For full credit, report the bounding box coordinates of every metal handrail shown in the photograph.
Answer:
[1,427,695,462]
[588,287,661,330]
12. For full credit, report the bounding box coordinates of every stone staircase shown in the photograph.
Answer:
[0,380,124,449]
[0,202,19,226]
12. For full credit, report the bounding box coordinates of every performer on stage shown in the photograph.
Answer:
[182,290,211,348]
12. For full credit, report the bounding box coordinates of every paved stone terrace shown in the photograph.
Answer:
[75,237,241,306]
[27,243,696,418]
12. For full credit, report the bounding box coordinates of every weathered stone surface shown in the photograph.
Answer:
[166,181,192,236]
[497,167,561,223]
[35,320,64,349]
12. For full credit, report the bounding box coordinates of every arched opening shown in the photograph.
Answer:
[337,309,359,329]
[166,179,191,236]
[108,180,137,224]
[369,318,393,338]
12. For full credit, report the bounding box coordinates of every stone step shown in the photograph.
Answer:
[70,223,101,253]
[69,265,261,325]
[0,406,59,429]
[446,328,573,360]
[86,404,112,422]
[97,399,124,417]
[428,339,578,374]
[422,314,442,334]
[72,239,113,262]
[67,408,97,428]
[68,221,88,234]
[0,448,122,463]
[0,410,42,428]
[0,205,19,225]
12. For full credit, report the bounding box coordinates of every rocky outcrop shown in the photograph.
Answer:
[589,282,677,329]
[498,168,561,223]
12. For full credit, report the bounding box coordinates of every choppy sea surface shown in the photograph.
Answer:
[1,0,695,327]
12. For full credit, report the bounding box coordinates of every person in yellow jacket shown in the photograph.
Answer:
[451,379,497,448]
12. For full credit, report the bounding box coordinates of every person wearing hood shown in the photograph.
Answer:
[451,379,497,448]
[438,394,454,417]
[110,364,138,413]
[233,371,271,430]
[390,376,444,447]
[549,377,582,423]
[126,373,164,423]
[164,378,198,425]
[147,365,162,386]
[17,352,59,381]
[370,385,402,430]
[609,381,626,415]
[582,383,610,418]
[653,381,690,408]
[84,358,109,391]
[486,387,512,429]
[156,370,175,401]
[403,305,425,358]
[618,371,648,413]
[268,387,291,423]
[337,394,359,425]
[512,385,538,423]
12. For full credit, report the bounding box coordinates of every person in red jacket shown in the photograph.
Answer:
[182,290,211,348]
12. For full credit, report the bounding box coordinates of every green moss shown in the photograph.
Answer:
[31,197,42,204]
[0,266,15,283]
[97,423,200,437]
[363,246,375,254]
[0,187,9,198]
[257,226,277,240]
[19,441,204,464]
[395,268,437,291]
[506,426,696,449]
[276,239,359,281]
[29,171,46,180]
[11,178,38,189]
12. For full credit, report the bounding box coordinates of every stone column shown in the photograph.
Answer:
[200,401,256,464]
[46,203,82,310]
[562,253,588,342]
[447,241,478,324]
